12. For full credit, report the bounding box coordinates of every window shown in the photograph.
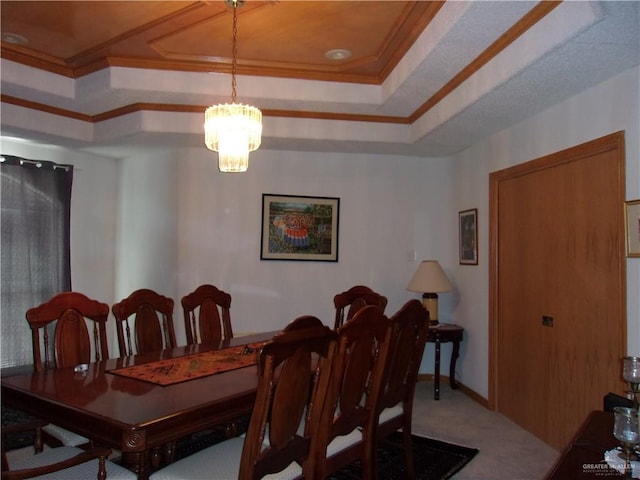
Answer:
[0,155,73,367]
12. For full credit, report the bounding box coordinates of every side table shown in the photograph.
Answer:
[427,323,464,400]
[545,411,620,479]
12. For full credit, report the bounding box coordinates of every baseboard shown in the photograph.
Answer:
[417,374,490,409]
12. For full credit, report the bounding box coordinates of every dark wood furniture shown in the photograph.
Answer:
[545,410,628,480]
[1,332,276,480]
[241,325,336,479]
[282,315,325,332]
[26,291,111,372]
[427,323,463,400]
[25,291,111,448]
[333,285,388,330]
[376,299,429,479]
[112,289,177,356]
[149,324,337,480]
[314,305,393,480]
[181,284,233,345]
[1,419,136,480]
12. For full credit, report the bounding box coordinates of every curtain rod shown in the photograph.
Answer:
[0,155,72,171]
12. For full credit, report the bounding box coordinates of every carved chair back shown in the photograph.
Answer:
[313,305,393,479]
[112,289,176,356]
[376,299,430,479]
[238,324,337,479]
[333,285,388,330]
[181,284,232,345]
[25,292,110,372]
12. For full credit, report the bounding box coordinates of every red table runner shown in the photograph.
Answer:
[108,343,263,386]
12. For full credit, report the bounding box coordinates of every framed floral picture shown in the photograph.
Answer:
[459,208,478,265]
[261,194,340,261]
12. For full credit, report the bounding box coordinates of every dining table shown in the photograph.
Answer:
[1,331,277,480]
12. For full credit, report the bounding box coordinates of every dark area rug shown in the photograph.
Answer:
[327,431,478,480]
[176,418,478,480]
[1,406,38,450]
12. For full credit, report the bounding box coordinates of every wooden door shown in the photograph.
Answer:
[489,132,626,450]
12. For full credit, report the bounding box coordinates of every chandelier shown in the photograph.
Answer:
[204,0,262,173]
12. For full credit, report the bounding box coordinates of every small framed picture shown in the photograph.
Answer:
[626,200,640,258]
[459,208,478,265]
[261,194,340,262]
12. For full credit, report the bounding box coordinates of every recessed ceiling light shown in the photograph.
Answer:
[1,32,28,45]
[325,49,352,61]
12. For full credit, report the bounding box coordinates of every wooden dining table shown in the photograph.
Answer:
[1,331,277,480]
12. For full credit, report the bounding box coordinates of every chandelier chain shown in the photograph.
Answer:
[231,3,238,103]
[204,0,261,172]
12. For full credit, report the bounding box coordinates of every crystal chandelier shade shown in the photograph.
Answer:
[204,0,262,173]
[204,103,262,172]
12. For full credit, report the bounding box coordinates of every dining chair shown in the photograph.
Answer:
[26,291,110,372]
[313,305,393,480]
[112,288,176,356]
[149,324,337,480]
[25,291,111,448]
[1,419,136,480]
[177,285,233,447]
[374,299,429,479]
[181,284,232,345]
[283,314,324,331]
[333,285,388,329]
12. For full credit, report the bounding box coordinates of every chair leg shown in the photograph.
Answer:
[402,418,415,480]
[41,430,64,448]
[361,452,376,480]
[363,429,378,480]
[34,426,43,453]
[98,456,107,480]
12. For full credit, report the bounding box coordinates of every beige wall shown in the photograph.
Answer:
[451,66,640,398]
[1,66,638,400]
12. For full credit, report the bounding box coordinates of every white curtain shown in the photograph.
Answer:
[0,155,73,368]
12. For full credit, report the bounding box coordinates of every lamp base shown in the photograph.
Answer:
[422,293,439,326]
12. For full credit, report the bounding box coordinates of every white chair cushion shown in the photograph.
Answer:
[325,428,362,457]
[9,445,136,480]
[42,424,89,447]
[149,436,303,480]
[378,404,403,425]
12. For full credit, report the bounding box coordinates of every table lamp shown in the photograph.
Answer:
[407,260,453,326]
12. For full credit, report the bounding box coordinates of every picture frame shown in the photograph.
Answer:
[459,208,478,265]
[261,194,340,261]
[626,200,640,258]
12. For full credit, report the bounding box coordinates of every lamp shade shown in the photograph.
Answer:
[407,260,453,293]
[407,260,452,324]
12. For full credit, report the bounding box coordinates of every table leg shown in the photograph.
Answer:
[434,339,441,400]
[121,451,148,480]
[150,447,162,471]
[450,337,460,390]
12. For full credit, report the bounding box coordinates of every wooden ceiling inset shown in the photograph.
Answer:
[0,1,443,83]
